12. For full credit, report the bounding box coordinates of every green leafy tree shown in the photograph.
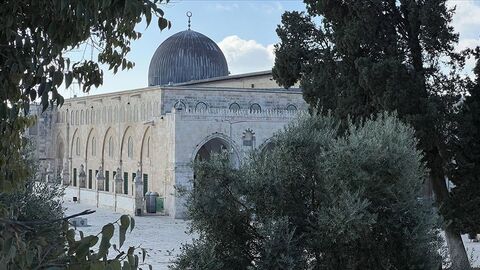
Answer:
[444,50,480,236]
[0,139,146,269]
[172,114,443,270]
[0,0,171,191]
[0,1,171,268]
[272,1,472,268]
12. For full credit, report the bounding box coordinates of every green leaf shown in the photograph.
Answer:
[158,17,169,31]
[119,215,130,248]
[108,260,121,270]
[90,262,104,270]
[130,217,135,232]
[37,82,46,97]
[53,70,64,86]
[65,72,73,88]
[145,11,152,27]
[76,235,98,259]
[102,223,115,239]
[98,223,115,259]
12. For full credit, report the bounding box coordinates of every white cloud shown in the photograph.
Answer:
[214,3,239,11]
[218,35,275,74]
[447,0,480,75]
[448,0,480,39]
[252,1,284,14]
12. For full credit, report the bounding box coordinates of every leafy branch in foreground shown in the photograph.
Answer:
[65,214,148,270]
[0,0,171,192]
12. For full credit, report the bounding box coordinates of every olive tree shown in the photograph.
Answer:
[172,113,443,269]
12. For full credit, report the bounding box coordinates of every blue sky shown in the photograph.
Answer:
[63,0,480,98]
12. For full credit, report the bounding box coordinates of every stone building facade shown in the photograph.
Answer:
[32,28,307,218]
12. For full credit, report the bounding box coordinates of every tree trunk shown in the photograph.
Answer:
[430,165,471,270]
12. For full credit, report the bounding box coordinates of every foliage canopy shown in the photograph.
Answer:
[172,114,443,270]
[272,1,476,268]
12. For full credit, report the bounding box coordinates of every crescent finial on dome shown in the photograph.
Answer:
[187,11,192,30]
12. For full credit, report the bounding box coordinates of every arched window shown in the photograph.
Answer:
[174,101,186,111]
[108,137,114,157]
[91,137,96,156]
[229,103,240,112]
[286,104,297,111]
[250,103,261,112]
[86,110,89,125]
[71,111,74,124]
[195,102,207,111]
[242,129,255,147]
[76,138,80,156]
[127,136,133,158]
[75,111,79,125]
[80,110,84,125]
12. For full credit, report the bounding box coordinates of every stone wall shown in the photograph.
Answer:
[44,75,307,218]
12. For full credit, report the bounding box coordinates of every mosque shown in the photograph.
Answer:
[29,19,307,218]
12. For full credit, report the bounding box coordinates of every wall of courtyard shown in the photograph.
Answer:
[53,79,307,217]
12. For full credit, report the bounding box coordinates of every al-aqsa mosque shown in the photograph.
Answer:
[29,16,307,218]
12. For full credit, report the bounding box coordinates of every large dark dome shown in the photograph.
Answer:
[148,30,229,86]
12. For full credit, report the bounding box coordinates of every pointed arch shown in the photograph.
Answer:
[191,133,241,167]
[120,126,133,162]
[127,137,133,158]
[139,126,152,167]
[55,132,66,177]
[84,128,95,161]
[259,137,276,154]
[101,127,117,166]
[70,128,79,159]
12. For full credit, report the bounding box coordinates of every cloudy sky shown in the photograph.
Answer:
[63,0,480,98]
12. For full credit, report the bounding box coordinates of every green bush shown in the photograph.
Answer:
[171,113,443,270]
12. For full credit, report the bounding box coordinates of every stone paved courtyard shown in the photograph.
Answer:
[64,202,195,269]
[65,201,480,269]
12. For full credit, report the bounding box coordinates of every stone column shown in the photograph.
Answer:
[133,169,144,216]
[114,167,123,194]
[79,164,86,188]
[61,159,70,185]
[96,166,105,191]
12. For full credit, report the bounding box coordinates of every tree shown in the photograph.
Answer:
[0,139,146,269]
[172,114,443,270]
[272,1,471,268]
[0,1,171,268]
[443,50,480,236]
[0,0,171,191]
